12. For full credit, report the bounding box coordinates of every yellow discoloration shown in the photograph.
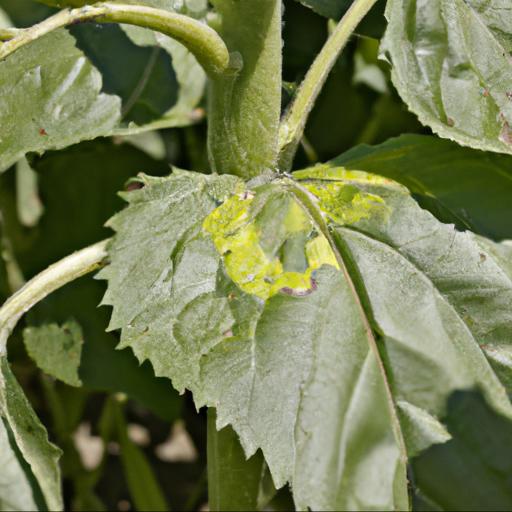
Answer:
[304,181,390,226]
[203,192,339,300]
[294,165,404,189]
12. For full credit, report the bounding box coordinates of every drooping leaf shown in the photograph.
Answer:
[0,0,207,172]
[208,0,282,178]
[102,166,512,510]
[24,320,84,387]
[331,134,512,240]
[382,0,512,155]
[0,358,63,511]
[412,390,512,511]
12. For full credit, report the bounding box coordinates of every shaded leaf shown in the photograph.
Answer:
[24,320,83,387]
[382,0,512,155]
[0,0,206,172]
[331,134,512,240]
[102,166,512,510]
[0,140,182,421]
[294,0,351,19]
[0,358,62,511]
[412,390,512,511]
[111,398,170,512]
[207,408,274,512]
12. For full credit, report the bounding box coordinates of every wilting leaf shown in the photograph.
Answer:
[0,358,62,511]
[102,166,512,510]
[24,320,84,387]
[382,0,512,155]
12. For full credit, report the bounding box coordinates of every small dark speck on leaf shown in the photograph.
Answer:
[479,253,487,263]
[499,122,512,145]
[39,128,48,136]
[507,92,512,101]
[446,118,455,127]
[125,181,145,192]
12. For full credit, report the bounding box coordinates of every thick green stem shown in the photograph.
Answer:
[0,240,108,355]
[278,0,379,171]
[0,2,230,77]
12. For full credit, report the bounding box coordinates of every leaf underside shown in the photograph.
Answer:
[101,166,512,510]
[382,0,512,156]
[0,359,62,512]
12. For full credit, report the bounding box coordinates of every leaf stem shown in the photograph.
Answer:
[278,0,379,171]
[0,239,109,355]
[0,2,230,77]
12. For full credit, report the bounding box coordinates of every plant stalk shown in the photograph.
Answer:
[0,239,109,355]
[278,0,379,171]
[0,2,230,77]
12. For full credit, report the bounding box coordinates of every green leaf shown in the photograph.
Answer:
[0,358,63,511]
[24,320,83,387]
[0,29,120,173]
[207,408,274,512]
[0,420,39,511]
[382,0,512,155]
[0,139,182,421]
[208,0,282,178]
[0,1,206,172]
[102,166,512,510]
[294,0,352,19]
[331,134,512,240]
[412,390,512,510]
[111,398,170,512]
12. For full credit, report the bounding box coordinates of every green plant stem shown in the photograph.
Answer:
[0,2,230,77]
[0,239,108,355]
[0,28,20,41]
[278,0,379,171]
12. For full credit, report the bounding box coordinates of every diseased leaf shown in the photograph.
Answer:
[102,166,512,510]
[24,320,84,387]
[382,0,512,155]
[0,358,63,511]
[412,390,512,510]
[331,134,512,240]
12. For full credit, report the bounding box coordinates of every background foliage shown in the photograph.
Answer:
[1,0,512,510]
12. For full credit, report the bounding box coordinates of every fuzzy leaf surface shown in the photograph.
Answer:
[382,0,512,155]
[24,320,83,387]
[0,1,206,172]
[102,167,512,510]
[0,358,62,511]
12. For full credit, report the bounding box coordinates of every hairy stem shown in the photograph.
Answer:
[0,240,109,355]
[278,0,379,171]
[0,2,230,76]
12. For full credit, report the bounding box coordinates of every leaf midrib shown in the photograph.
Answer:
[283,178,409,467]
